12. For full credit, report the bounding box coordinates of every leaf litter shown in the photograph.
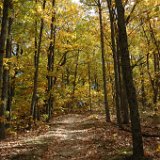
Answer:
[0,113,159,160]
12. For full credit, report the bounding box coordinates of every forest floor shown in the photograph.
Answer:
[0,112,160,160]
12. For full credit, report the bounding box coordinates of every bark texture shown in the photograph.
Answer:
[115,0,144,158]
[98,0,110,122]
[0,0,11,140]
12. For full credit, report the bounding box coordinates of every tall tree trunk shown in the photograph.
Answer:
[106,0,121,125]
[2,17,13,125]
[116,35,130,124]
[115,31,130,124]
[120,75,129,124]
[31,0,46,118]
[0,0,11,140]
[46,0,56,121]
[98,0,110,122]
[115,0,144,159]
[116,16,129,125]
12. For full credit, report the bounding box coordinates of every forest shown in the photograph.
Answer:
[0,0,160,160]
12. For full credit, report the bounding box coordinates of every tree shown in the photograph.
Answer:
[2,17,13,125]
[106,0,122,125]
[31,0,46,119]
[46,0,56,121]
[115,0,144,159]
[0,0,12,140]
[81,0,111,122]
[97,0,110,122]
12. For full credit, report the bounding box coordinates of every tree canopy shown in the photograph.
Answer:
[0,0,159,159]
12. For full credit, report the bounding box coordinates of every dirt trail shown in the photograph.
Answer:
[42,114,99,160]
[0,113,159,160]
[0,114,108,160]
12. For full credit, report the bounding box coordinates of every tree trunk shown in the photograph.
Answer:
[106,0,121,125]
[31,0,46,118]
[0,0,11,140]
[98,0,110,122]
[46,0,56,121]
[120,75,129,124]
[2,17,13,126]
[116,17,129,125]
[115,0,144,158]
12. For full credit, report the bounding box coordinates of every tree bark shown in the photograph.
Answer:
[115,0,144,158]
[46,0,56,121]
[0,0,11,140]
[31,0,46,118]
[98,0,110,122]
[2,17,13,125]
[106,0,121,125]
